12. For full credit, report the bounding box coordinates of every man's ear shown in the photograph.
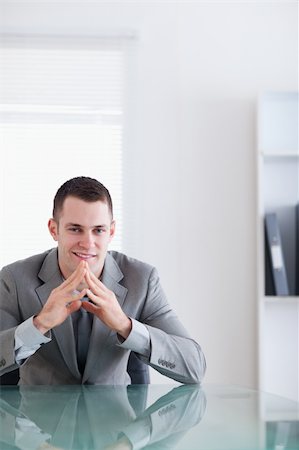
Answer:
[48,218,59,241]
[109,220,116,242]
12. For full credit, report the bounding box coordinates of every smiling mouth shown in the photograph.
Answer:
[73,252,96,261]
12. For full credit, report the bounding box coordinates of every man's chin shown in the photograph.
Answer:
[86,259,103,277]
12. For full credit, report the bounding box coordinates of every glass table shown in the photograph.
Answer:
[0,383,298,449]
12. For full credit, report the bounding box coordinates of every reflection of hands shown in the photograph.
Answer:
[103,435,133,450]
[37,442,64,450]
[33,262,87,334]
[82,265,132,339]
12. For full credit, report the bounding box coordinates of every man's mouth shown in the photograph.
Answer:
[73,252,96,261]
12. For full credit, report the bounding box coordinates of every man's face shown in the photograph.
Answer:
[48,196,115,280]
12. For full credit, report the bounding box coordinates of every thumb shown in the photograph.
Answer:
[67,300,82,314]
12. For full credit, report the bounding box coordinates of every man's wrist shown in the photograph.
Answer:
[117,317,132,340]
[33,315,51,335]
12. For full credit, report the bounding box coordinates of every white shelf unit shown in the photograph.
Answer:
[257,92,299,402]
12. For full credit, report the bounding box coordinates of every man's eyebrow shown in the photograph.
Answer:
[65,223,82,227]
[65,223,108,228]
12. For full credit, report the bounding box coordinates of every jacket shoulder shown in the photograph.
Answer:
[108,251,155,279]
[1,249,55,279]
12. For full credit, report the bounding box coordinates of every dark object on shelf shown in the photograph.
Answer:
[296,203,299,295]
[265,226,275,296]
[265,213,289,296]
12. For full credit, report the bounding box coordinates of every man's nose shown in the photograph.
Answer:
[79,232,94,248]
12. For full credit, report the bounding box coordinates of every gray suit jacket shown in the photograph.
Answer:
[0,249,206,385]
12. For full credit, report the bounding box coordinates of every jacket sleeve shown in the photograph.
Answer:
[137,268,206,384]
[0,267,21,375]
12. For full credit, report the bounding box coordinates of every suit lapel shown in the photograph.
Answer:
[35,249,80,379]
[83,253,128,383]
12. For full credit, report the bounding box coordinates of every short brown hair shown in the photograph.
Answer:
[53,176,113,221]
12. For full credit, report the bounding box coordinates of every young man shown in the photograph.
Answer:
[0,177,206,385]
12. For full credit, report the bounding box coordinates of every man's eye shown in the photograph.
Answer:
[95,228,104,234]
[69,228,81,233]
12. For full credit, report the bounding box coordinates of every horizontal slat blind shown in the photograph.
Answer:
[0,35,127,267]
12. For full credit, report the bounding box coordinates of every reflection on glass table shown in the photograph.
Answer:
[0,384,298,450]
[0,384,205,450]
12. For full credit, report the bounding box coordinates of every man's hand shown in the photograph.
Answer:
[33,261,87,334]
[82,266,132,339]
[103,435,133,450]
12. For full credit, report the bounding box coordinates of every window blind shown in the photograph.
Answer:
[0,35,128,267]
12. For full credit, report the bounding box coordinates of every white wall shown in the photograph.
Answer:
[0,1,297,387]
